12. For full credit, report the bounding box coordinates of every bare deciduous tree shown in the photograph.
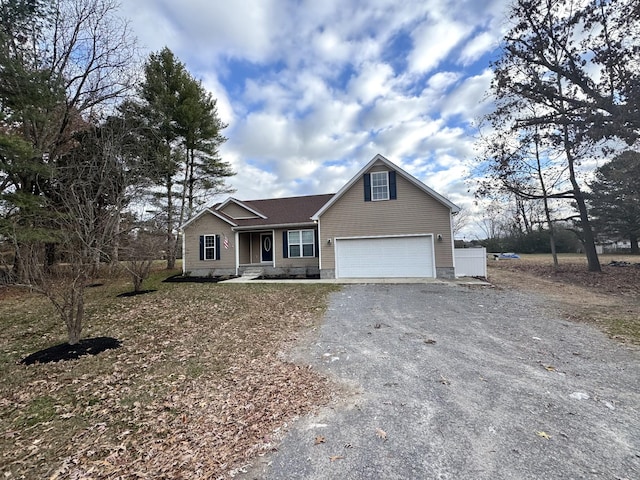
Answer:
[452,208,471,238]
[121,230,165,293]
[13,125,130,344]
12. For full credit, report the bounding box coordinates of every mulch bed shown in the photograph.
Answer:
[163,274,234,283]
[20,337,122,365]
[116,289,157,297]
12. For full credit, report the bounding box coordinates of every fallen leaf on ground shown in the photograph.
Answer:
[329,455,345,462]
[536,431,551,439]
[424,339,436,344]
[314,436,326,445]
[440,375,450,385]
[543,365,556,372]
[375,428,387,441]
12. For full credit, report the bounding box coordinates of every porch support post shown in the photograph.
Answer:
[235,230,239,275]
[272,229,276,267]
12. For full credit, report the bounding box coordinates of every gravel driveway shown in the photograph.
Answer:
[249,283,639,480]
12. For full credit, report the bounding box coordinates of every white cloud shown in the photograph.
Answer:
[312,28,353,64]
[408,19,472,74]
[224,158,281,201]
[348,62,395,104]
[427,71,462,91]
[459,31,499,65]
[199,74,235,126]
[441,69,494,121]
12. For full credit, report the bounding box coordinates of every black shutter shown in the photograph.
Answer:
[282,231,288,258]
[215,234,221,260]
[363,173,371,202]
[389,171,397,200]
[199,235,204,260]
[314,229,319,257]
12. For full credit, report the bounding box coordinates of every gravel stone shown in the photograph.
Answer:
[249,283,640,480]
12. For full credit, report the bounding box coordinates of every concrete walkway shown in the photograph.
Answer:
[221,276,489,286]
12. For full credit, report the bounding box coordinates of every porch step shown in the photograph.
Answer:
[241,267,265,278]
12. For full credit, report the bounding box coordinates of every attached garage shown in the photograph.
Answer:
[334,235,435,278]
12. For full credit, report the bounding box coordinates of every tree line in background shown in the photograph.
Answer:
[0,0,233,344]
[476,0,640,270]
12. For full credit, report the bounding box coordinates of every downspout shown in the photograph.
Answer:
[450,211,456,278]
[181,229,186,276]
[316,220,322,276]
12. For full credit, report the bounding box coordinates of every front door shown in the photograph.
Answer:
[260,233,273,263]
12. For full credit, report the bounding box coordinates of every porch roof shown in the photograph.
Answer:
[213,193,335,229]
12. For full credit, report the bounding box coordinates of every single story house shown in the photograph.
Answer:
[181,154,460,279]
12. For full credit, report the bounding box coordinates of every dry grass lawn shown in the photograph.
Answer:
[488,253,640,345]
[0,269,338,479]
[2,254,638,479]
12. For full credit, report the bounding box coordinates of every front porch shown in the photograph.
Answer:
[236,229,320,277]
[238,231,275,267]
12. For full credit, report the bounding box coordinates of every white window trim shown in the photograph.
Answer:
[203,234,216,260]
[371,171,389,201]
[288,229,315,258]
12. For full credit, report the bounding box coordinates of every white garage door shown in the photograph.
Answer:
[335,235,434,278]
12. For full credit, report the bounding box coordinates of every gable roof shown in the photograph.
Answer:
[181,207,238,230]
[181,193,335,231]
[311,154,460,220]
[225,194,334,228]
[216,197,267,219]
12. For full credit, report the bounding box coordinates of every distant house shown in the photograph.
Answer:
[596,239,633,254]
[181,154,460,279]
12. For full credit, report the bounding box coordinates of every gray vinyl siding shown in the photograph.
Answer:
[273,228,320,269]
[183,215,236,273]
[319,167,454,270]
[219,202,259,219]
[184,216,319,273]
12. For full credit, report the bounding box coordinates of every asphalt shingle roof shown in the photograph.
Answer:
[215,194,335,227]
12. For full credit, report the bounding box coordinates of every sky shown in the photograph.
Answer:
[119,0,514,239]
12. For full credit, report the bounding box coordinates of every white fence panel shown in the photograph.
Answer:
[455,247,487,278]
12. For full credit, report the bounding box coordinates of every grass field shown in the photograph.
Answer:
[488,253,640,345]
[0,267,338,479]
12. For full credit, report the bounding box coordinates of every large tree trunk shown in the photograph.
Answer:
[12,241,35,284]
[44,243,56,272]
[569,170,601,272]
[12,251,25,283]
[110,214,120,274]
[631,235,639,254]
[534,130,558,270]
[166,174,176,270]
[66,290,84,345]
[556,69,600,272]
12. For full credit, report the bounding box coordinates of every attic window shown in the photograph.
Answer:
[364,171,397,202]
[371,171,389,201]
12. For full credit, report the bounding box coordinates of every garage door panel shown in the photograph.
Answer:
[336,236,433,278]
